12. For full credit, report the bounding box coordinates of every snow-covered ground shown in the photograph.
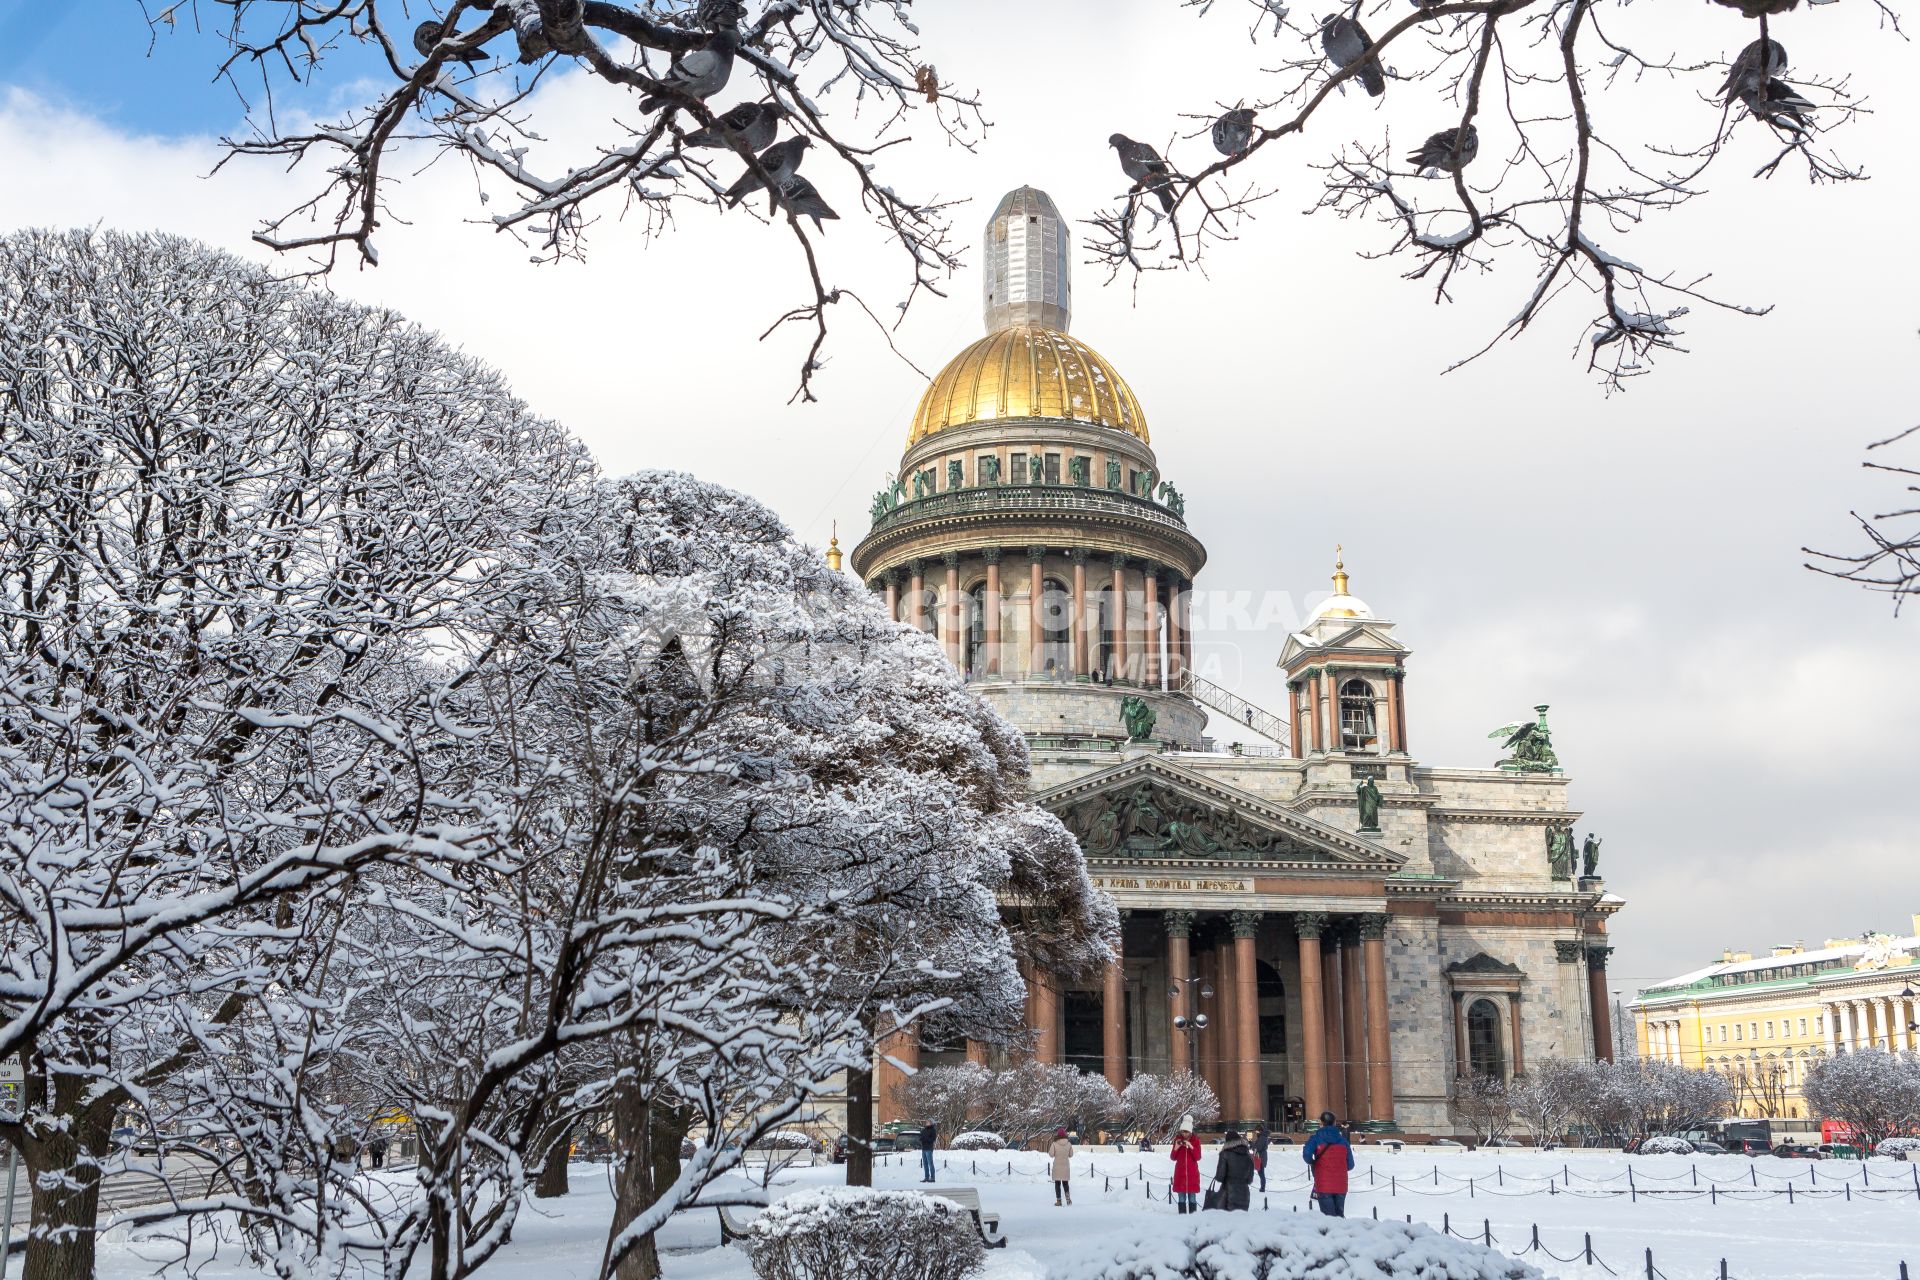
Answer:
[91,1148,1920,1280]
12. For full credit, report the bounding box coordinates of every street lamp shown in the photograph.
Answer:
[1169,977,1214,1050]
[1903,982,1919,1033]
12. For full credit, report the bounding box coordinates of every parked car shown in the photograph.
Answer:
[1816,1142,1861,1160]
[1353,1120,1403,1135]
[1374,1138,1406,1152]
[1486,1138,1525,1148]
[1727,1138,1772,1157]
[1772,1142,1819,1159]
[1429,1138,1467,1150]
[1687,1140,1728,1155]
[831,1134,849,1164]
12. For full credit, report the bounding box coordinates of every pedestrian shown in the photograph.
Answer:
[368,1135,389,1170]
[1169,1118,1201,1214]
[1302,1110,1354,1217]
[1213,1129,1256,1211]
[1253,1122,1272,1192]
[918,1118,938,1183]
[1049,1127,1075,1206]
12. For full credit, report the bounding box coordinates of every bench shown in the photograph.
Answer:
[926,1186,1007,1249]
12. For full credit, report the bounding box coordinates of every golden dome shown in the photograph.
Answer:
[907,326,1149,447]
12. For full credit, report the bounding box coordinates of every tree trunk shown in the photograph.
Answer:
[532,1121,571,1199]
[20,1100,113,1280]
[605,1091,690,1280]
[845,1060,874,1188]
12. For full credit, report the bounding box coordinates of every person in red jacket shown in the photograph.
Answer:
[1169,1122,1202,1214]
[1301,1111,1354,1217]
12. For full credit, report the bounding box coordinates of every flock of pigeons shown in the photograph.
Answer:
[412,12,837,229]
[1106,3,1814,219]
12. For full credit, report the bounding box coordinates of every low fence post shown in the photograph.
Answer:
[1584,1232,1595,1265]
[1482,1218,1491,1246]
[1443,1212,1451,1237]
[1391,1174,1397,1197]
[1644,1247,1654,1279]
[1787,1180,1794,1204]
[1710,1184,1717,1205]
[1469,1176,1475,1199]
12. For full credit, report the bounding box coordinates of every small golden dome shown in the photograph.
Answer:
[907,325,1149,447]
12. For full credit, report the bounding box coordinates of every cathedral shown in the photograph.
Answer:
[850,187,1623,1135]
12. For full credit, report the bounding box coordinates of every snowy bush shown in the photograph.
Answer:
[951,1131,1005,1151]
[748,1188,984,1280]
[1876,1137,1920,1158]
[753,1131,817,1150]
[1637,1136,1693,1155]
[1053,1214,1543,1280]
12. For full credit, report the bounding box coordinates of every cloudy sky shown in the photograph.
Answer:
[1,0,1915,991]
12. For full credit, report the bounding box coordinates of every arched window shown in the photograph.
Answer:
[965,583,988,678]
[1340,678,1377,750]
[1257,960,1287,1055]
[1091,589,1113,680]
[1467,999,1505,1078]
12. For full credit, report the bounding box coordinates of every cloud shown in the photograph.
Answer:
[2,1,1917,988]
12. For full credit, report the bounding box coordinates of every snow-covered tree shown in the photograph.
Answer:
[892,1062,995,1143]
[1448,1073,1514,1145]
[1118,1071,1221,1143]
[1509,1058,1582,1147]
[0,227,600,1280]
[1802,1048,1920,1151]
[1563,1059,1731,1142]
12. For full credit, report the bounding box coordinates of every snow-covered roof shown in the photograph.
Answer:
[1639,934,1920,998]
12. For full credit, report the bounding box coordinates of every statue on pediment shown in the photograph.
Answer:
[1546,825,1575,879]
[1120,695,1157,742]
[1491,704,1560,772]
[1582,833,1602,878]
[1355,775,1382,833]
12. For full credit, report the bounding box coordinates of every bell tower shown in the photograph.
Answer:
[1278,549,1411,758]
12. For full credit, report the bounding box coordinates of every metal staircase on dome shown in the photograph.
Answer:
[1178,670,1291,753]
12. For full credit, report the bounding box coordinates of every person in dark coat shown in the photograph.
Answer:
[1252,1123,1272,1192]
[368,1135,389,1170]
[1301,1110,1354,1217]
[1212,1130,1257,1211]
[918,1119,937,1183]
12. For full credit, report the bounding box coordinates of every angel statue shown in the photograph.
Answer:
[1120,695,1157,743]
[1489,704,1560,772]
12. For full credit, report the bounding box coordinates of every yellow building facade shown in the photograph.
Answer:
[1632,916,1920,1133]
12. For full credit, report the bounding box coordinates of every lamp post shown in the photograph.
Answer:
[1903,982,1918,1033]
[1170,975,1214,1076]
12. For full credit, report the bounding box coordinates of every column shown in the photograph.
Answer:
[1026,546,1046,677]
[1322,668,1339,752]
[1032,967,1060,1065]
[982,551,1002,678]
[1359,916,1395,1123]
[1341,927,1368,1112]
[1383,672,1401,753]
[1836,1001,1854,1053]
[943,551,961,668]
[966,1038,988,1066]
[883,570,899,623]
[1587,945,1615,1063]
[1508,992,1526,1077]
[1070,549,1088,678]
[1901,996,1917,1052]
[1295,912,1329,1125]
[1103,945,1128,1092]
[1308,674,1324,753]
[1144,568,1163,690]
[1393,672,1409,755]
[1824,1004,1839,1055]
[876,1018,920,1126]
[1452,992,1469,1078]
[1108,555,1129,684]
[1159,575,1175,687]
[908,560,926,633]
[1177,579,1194,682]
[1230,911,1263,1128]
[1166,911,1194,1076]
[1192,947,1216,1098]
[1323,933,1347,1120]
[1859,999,1877,1049]
[1216,941,1239,1118]
[1128,564,1151,685]
[1372,692,1390,756]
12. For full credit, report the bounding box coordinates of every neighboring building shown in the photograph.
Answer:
[1631,919,1920,1131]
[849,186,1624,1135]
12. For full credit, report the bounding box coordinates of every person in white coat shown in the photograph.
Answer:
[1049,1127,1075,1206]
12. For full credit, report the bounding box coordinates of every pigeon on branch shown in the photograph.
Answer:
[724,136,811,207]
[1406,123,1477,175]
[685,101,780,151]
[1107,134,1177,214]
[1211,108,1257,158]
[413,20,492,66]
[773,175,839,230]
[640,29,739,112]
[1740,77,1814,132]
[1320,14,1385,97]
[1713,0,1798,15]
[1720,38,1787,107]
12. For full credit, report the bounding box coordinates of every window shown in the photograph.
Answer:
[1766,1021,1774,1039]
[1044,452,1061,485]
[1038,576,1072,677]
[1750,1022,1758,1040]
[965,583,988,679]
[1815,1015,1824,1034]
[1799,1018,1808,1037]
[1339,678,1378,751]
[1467,999,1505,1078]
[1010,452,1026,484]
[977,454,1001,485]
[1735,1024,1743,1041]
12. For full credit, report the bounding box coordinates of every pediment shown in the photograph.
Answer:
[1033,755,1400,869]
[1278,623,1408,668]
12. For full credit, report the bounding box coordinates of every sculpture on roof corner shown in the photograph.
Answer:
[1120,695,1157,743]
[1582,833,1603,879]
[1546,825,1575,880]
[1490,704,1560,772]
